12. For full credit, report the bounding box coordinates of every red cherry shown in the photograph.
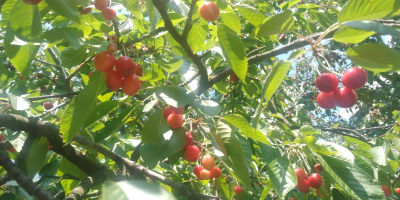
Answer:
[184,145,200,162]
[296,179,309,193]
[184,132,194,149]
[94,51,116,72]
[134,64,143,76]
[295,168,306,182]
[7,147,16,153]
[18,75,23,80]
[193,165,203,176]
[169,105,185,114]
[259,182,263,186]
[230,73,238,82]
[200,169,211,180]
[202,155,215,170]
[199,2,220,22]
[316,92,335,109]
[88,71,93,78]
[107,35,117,43]
[342,67,367,90]
[116,56,136,77]
[107,42,117,53]
[55,78,59,82]
[381,185,391,197]
[314,164,323,172]
[289,198,295,200]
[315,73,338,93]
[332,87,357,108]
[167,113,183,129]
[163,107,173,120]
[105,70,123,91]
[308,173,322,189]
[94,0,108,10]
[0,134,4,142]
[234,186,242,194]
[395,188,400,194]
[280,34,286,40]
[79,7,92,15]
[38,73,43,78]
[22,0,42,5]
[209,167,221,179]
[44,102,54,110]
[102,8,116,21]
[122,75,141,96]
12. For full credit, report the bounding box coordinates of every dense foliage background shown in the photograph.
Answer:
[1,0,400,199]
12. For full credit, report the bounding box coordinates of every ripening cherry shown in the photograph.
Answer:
[105,70,123,91]
[289,198,295,200]
[18,75,23,80]
[308,173,322,189]
[163,106,174,120]
[395,187,400,194]
[94,0,108,11]
[107,35,117,43]
[332,87,357,108]
[102,8,116,21]
[199,2,220,22]
[234,186,242,194]
[193,165,203,177]
[38,73,43,78]
[44,102,54,110]
[314,163,323,172]
[134,63,143,76]
[184,145,200,162]
[94,51,116,72]
[122,75,141,96]
[167,113,183,129]
[22,0,42,5]
[107,42,117,53]
[209,167,221,179]
[202,155,215,170]
[7,147,16,153]
[0,134,4,142]
[169,105,185,114]
[259,182,263,186]
[26,76,30,80]
[116,56,136,77]
[88,71,93,78]
[342,67,367,90]
[184,132,194,149]
[381,185,391,197]
[315,73,338,93]
[230,73,238,82]
[79,7,92,15]
[200,169,211,180]
[296,179,309,193]
[316,92,335,109]
[295,168,306,182]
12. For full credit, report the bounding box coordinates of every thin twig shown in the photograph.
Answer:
[66,55,96,81]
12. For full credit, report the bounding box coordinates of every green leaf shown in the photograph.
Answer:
[338,0,400,23]
[288,50,305,60]
[187,24,208,53]
[8,94,31,110]
[308,10,334,27]
[278,0,301,9]
[39,160,60,177]
[251,61,291,128]
[220,11,241,34]
[167,0,189,17]
[8,0,42,40]
[217,175,231,200]
[140,128,186,169]
[344,136,371,151]
[317,171,332,200]
[154,85,196,108]
[346,43,400,72]
[60,78,107,143]
[123,0,143,20]
[60,46,86,68]
[26,138,49,178]
[0,62,9,88]
[102,180,176,200]
[223,114,270,145]
[141,109,171,144]
[145,0,161,31]
[190,99,221,117]
[369,146,387,166]
[299,125,321,135]
[58,157,86,179]
[253,9,295,38]
[266,157,296,198]
[83,100,122,129]
[156,55,184,73]
[45,0,79,23]
[235,4,266,27]
[342,20,400,39]
[143,100,158,113]
[217,24,248,82]
[333,27,375,44]
[260,142,281,164]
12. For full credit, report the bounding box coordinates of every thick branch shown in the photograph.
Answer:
[65,176,98,200]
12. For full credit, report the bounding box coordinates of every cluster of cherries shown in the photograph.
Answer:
[295,165,323,194]
[94,41,144,96]
[316,67,367,109]
[381,185,400,197]
[94,0,116,21]
[163,105,185,129]
[0,134,16,153]
[193,155,221,180]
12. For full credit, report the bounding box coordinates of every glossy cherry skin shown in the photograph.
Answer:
[169,105,185,114]
[381,185,391,197]
[105,70,123,91]
[342,67,367,90]
[184,132,194,149]
[163,107,174,120]
[116,56,136,77]
[314,164,323,172]
[18,75,23,80]
[395,187,400,194]
[94,0,108,11]
[296,179,309,193]
[200,169,211,180]
[184,145,200,162]
[209,167,221,179]
[202,155,215,170]
[234,186,242,194]
[107,42,117,53]
[94,51,116,72]
[122,75,141,96]
[79,7,92,15]
[199,2,220,22]
[167,113,183,129]
[295,168,306,182]
[22,0,42,5]
[7,147,16,153]
[333,87,357,108]
[102,8,116,21]
[44,102,54,110]
[315,73,338,93]
[193,165,203,176]
[316,92,335,109]
[230,73,238,82]
[308,173,322,189]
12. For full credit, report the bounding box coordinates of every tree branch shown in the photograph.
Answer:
[124,27,167,47]
[182,0,198,40]
[66,55,96,81]
[27,92,80,101]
